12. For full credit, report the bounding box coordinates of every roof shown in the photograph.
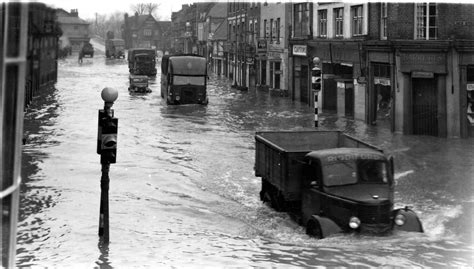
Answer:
[56,8,89,25]
[212,20,227,40]
[169,55,207,75]
[127,14,157,30]
[307,148,386,165]
[207,3,227,18]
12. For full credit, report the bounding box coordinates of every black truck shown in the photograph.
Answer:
[255,130,423,239]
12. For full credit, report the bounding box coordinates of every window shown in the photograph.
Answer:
[293,3,311,37]
[270,19,274,41]
[358,160,389,184]
[249,20,253,44]
[415,3,438,40]
[264,19,268,38]
[276,18,280,42]
[324,161,358,186]
[144,29,152,36]
[351,5,363,36]
[334,8,344,37]
[381,3,388,39]
[318,9,327,37]
[255,19,259,39]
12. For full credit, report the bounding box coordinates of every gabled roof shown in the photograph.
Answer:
[212,20,227,40]
[207,3,227,18]
[56,8,89,25]
[128,14,157,30]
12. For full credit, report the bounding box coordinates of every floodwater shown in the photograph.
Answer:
[17,48,474,268]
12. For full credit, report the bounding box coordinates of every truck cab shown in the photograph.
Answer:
[301,148,423,238]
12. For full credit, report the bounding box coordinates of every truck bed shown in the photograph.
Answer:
[255,130,382,201]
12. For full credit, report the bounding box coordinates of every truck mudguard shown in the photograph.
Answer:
[310,215,342,238]
[392,207,424,233]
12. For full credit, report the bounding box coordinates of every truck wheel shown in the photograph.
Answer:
[306,219,323,239]
[271,191,285,212]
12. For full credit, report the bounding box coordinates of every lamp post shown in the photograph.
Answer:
[311,57,322,127]
[97,87,118,243]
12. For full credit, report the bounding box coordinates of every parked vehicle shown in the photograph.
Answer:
[81,42,94,58]
[255,130,423,239]
[106,38,125,59]
[160,54,208,105]
[128,48,157,76]
[128,75,151,93]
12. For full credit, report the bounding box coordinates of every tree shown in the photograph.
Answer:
[87,11,124,40]
[130,3,161,19]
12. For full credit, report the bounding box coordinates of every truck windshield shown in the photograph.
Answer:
[358,160,389,184]
[324,161,358,186]
[173,75,205,86]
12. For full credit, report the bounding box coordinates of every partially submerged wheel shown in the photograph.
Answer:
[306,219,323,239]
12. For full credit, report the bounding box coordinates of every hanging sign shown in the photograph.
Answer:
[292,45,307,56]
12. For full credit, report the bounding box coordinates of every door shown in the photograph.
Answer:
[345,83,354,117]
[412,78,438,136]
[300,65,308,103]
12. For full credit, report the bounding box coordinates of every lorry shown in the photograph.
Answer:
[80,42,94,58]
[255,130,423,239]
[160,54,208,105]
[105,31,125,59]
[128,75,151,93]
[128,48,157,77]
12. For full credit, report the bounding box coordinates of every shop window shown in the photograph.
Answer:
[467,66,474,126]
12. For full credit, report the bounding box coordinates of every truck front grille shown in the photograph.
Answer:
[359,203,392,224]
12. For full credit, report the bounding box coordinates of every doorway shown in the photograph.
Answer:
[412,78,438,136]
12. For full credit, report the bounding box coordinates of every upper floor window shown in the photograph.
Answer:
[144,29,152,36]
[415,3,438,40]
[264,19,269,39]
[276,18,281,42]
[381,3,388,39]
[318,9,327,37]
[293,3,311,38]
[334,8,344,37]
[270,18,274,40]
[351,5,363,36]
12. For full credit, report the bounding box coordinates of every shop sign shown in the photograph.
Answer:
[293,45,307,56]
[257,40,267,51]
[246,57,254,64]
[412,71,434,78]
[400,53,446,73]
[374,77,391,86]
[467,84,474,91]
[275,70,282,75]
[267,51,281,59]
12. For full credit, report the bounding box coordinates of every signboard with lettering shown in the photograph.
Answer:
[257,40,267,52]
[412,71,434,78]
[293,45,307,57]
[400,52,446,73]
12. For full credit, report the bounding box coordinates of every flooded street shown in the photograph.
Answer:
[17,49,473,267]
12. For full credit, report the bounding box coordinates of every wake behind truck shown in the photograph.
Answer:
[255,130,423,239]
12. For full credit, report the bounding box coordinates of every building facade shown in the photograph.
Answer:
[56,8,90,52]
[122,13,161,49]
[259,2,291,94]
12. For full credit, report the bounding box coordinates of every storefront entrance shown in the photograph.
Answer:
[412,78,438,136]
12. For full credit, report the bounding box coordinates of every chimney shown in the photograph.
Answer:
[70,9,78,17]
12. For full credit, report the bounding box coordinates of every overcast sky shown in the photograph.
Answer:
[41,0,191,21]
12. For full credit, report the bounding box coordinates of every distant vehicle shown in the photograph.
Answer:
[160,54,208,105]
[128,75,151,93]
[81,42,94,58]
[106,39,125,59]
[255,130,424,239]
[127,48,157,76]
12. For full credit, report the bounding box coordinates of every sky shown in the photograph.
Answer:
[39,0,192,21]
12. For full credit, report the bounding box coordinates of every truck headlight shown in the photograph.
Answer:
[349,217,361,229]
[394,214,406,226]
